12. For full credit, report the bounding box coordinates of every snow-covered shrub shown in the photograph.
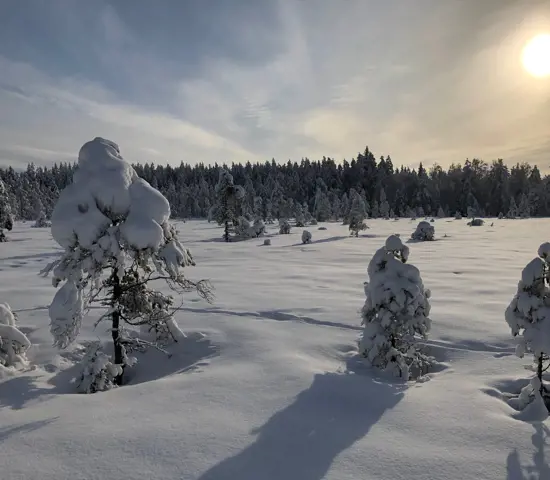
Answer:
[318,226,327,231]
[359,235,433,380]
[302,230,312,244]
[77,342,129,394]
[310,218,318,226]
[41,138,212,390]
[454,211,462,220]
[32,197,51,228]
[0,302,31,368]
[467,218,484,226]
[263,239,271,246]
[411,221,435,241]
[505,242,550,414]
[234,216,252,238]
[498,212,505,219]
[279,219,291,234]
[234,217,265,239]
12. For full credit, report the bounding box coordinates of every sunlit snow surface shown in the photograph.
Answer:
[1,218,549,480]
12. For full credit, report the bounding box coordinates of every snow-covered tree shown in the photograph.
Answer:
[279,219,291,234]
[371,200,380,219]
[0,179,13,242]
[379,189,390,219]
[253,196,264,221]
[437,206,445,218]
[505,242,550,415]
[295,203,305,227]
[331,195,342,221]
[359,235,432,380]
[314,188,331,222]
[303,202,313,225]
[0,303,31,369]
[265,200,274,224]
[348,189,367,237]
[302,230,312,244]
[33,196,50,228]
[214,169,245,242]
[411,221,435,241]
[519,193,531,218]
[454,211,462,220]
[41,138,212,390]
[507,197,518,219]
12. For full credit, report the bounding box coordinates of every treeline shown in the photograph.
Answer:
[0,146,547,221]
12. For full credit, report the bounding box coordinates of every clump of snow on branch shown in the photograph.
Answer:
[42,137,212,391]
[411,221,435,241]
[359,235,432,380]
[0,302,31,369]
[505,242,550,417]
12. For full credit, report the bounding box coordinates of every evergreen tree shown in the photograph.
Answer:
[505,243,550,417]
[507,197,518,219]
[42,138,212,390]
[379,189,390,219]
[359,235,432,380]
[348,189,367,237]
[214,169,245,242]
[314,188,331,222]
[519,193,531,218]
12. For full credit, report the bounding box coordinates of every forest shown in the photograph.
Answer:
[0,146,546,221]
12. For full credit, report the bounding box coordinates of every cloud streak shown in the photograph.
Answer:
[0,0,549,170]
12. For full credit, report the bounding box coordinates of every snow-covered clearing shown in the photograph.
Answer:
[1,218,549,480]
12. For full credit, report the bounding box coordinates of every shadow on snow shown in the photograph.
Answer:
[507,424,550,480]
[198,364,405,480]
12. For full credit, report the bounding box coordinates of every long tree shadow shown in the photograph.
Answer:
[507,423,550,479]
[0,417,58,441]
[198,370,405,480]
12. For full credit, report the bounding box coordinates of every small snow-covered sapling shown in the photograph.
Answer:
[359,235,433,380]
[505,242,550,412]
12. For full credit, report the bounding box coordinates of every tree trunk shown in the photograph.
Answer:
[111,270,124,385]
[224,220,230,242]
[538,354,544,396]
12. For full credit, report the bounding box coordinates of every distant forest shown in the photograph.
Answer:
[0,146,546,221]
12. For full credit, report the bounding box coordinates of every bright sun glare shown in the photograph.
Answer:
[522,33,550,78]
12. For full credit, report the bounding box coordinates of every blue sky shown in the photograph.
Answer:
[0,0,549,169]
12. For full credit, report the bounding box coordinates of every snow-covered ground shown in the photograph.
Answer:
[1,218,549,480]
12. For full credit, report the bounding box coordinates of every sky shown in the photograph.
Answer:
[0,0,549,170]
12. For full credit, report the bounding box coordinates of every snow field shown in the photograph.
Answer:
[0,217,549,479]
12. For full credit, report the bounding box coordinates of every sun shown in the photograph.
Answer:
[522,33,550,78]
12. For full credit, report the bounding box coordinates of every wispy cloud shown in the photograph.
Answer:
[0,0,549,170]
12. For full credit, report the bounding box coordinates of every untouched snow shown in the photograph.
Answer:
[1,218,550,479]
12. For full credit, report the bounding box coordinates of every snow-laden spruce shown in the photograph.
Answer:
[411,221,435,241]
[279,219,291,234]
[505,242,550,416]
[32,197,50,228]
[359,235,433,380]
[0,302,31,369]
[0,179,13,241]
[41,138,212,391]
[348,189,368,237]
[213,169,245,242]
